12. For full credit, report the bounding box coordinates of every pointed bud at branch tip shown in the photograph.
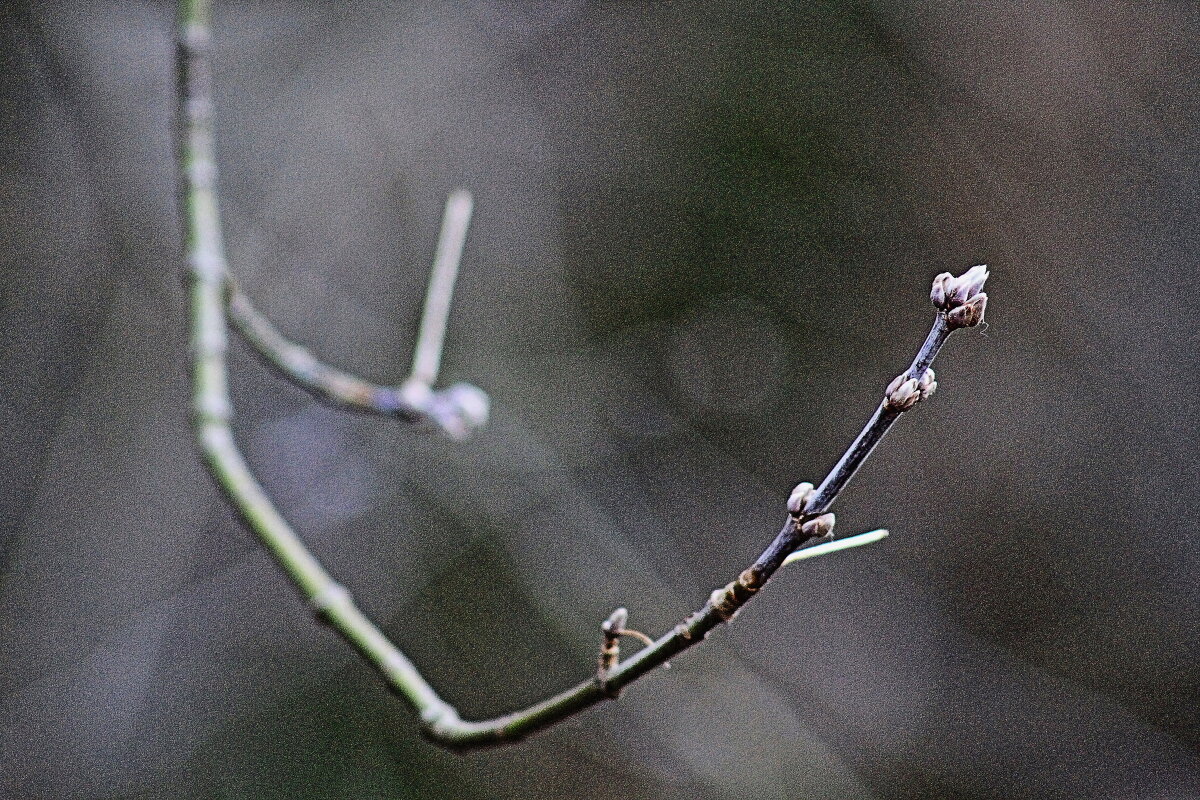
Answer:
[932,265,989,311]
[930,272,952,308]
[786,482,815,515]
[958,264,990,298]
[426,383,490,439]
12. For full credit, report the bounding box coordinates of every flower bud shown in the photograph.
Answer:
[786,482,815,515]
[957,265,990,300]
[949,265,988,306]
[930,272,952,309]
[884,376,921,411]
[917,368,937,400]
[800,512,836,540]
[601,607,628,636]
[442,383,490,430]
[947,292,987,329]
[427,382,491,438]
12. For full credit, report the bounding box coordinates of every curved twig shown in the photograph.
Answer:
[223,185,486,439]
[177,0,990,751]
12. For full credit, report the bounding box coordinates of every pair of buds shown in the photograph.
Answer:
[931,264,989,329]
[884,368,937,412]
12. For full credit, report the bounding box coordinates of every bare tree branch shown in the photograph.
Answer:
[177,0,989,751]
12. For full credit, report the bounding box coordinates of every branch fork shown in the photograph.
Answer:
[177,0,991,751]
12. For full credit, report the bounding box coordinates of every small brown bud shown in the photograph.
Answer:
[917,368,937,400]
[786,482,815,515]
[930,272,952,309]
[884,376,921,411]
[947,292,987,329]
[800,512,836,540]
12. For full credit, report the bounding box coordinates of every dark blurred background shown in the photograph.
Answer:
[2,1,1198,798]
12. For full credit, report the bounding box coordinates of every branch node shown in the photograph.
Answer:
[884,366,937,410]
[884,373,922,411]
[709,572,762,622]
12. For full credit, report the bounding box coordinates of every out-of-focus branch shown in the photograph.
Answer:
[409,190,474,388]
[179,0,466,729]
[178,0,990,752]
[224,189,487,439]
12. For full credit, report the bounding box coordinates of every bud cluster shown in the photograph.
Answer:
[884,368,936,411]
[786,481,836,540]
[931,264,989,329]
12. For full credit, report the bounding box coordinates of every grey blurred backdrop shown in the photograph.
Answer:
[2,1,1198,798]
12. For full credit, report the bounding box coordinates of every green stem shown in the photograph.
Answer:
[178,0,457,730]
